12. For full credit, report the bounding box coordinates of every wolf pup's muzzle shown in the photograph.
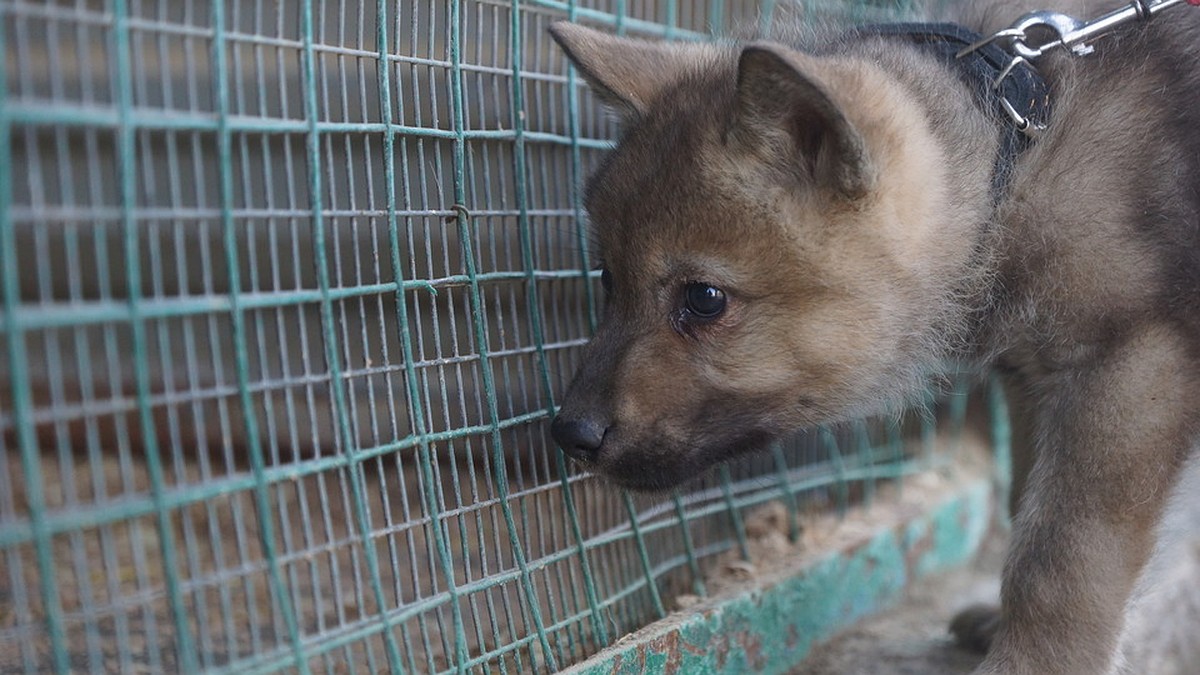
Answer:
[549,414,607,462]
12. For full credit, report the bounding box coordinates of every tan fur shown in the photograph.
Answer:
[549,4,1200,673]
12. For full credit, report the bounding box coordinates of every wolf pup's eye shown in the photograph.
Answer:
[600,268,613,294]
[684,282,726,319]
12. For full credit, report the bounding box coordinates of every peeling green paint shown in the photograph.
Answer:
[564,480,993,675]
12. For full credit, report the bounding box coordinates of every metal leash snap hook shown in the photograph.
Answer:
[956,10,1091,61]
[956,0,1196,136]
[1009,0,1192,60]
[1006,11,1092,58]
[960,0,1191,65]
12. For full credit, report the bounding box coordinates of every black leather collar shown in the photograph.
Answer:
[850,23,1053,202]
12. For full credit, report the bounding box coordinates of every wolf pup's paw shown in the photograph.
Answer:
[950,604,1000,654]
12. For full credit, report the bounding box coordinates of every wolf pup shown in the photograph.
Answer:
[547,0,1200,672]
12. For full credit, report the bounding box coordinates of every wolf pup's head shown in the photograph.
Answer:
[548,23,985,491]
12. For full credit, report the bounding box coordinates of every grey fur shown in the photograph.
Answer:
[550,2,1200,673]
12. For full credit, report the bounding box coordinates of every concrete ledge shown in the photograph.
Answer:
[564,473,995,675]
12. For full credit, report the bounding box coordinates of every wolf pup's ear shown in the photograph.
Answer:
[549,22,712,122]
[731,44,875,200]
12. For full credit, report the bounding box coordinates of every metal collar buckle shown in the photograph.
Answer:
[955,0,1194,137]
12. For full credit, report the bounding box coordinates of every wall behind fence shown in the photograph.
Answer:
[0,1,947,673]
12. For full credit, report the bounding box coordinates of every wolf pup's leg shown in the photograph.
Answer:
[961,326,1199,675]
[950,374,1038,654]
[1002,373,1040,524]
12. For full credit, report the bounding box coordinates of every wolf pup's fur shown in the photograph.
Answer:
[548,1,1200,673]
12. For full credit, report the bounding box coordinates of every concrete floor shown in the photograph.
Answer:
[795,538,1000,675]
[797,465,1200,675]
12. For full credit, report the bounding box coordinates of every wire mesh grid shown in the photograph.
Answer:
[0,0,977,672]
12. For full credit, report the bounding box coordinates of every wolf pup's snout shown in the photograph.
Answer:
[549,413,607,462]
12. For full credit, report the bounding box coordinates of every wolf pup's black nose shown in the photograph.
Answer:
[550,415,606,462]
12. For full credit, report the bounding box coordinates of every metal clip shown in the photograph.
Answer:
[955,0,1192,136]
[959,0,1189,64]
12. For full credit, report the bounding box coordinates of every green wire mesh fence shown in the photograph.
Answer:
[0,0,983,673]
